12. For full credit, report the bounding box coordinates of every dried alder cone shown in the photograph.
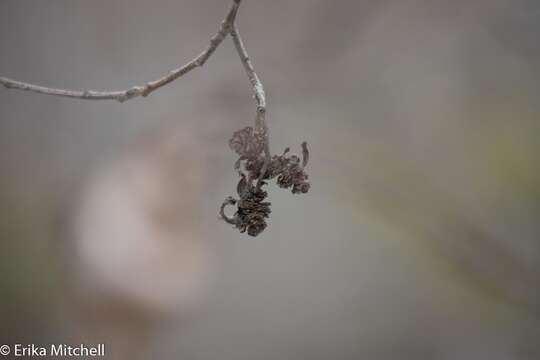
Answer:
[220,126,310,236]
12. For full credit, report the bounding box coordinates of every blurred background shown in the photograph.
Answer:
[1,0,540,359]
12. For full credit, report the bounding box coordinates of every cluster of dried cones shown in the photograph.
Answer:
[220,126,310,236]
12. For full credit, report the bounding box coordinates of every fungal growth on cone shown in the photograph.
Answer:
[220,126,310,236]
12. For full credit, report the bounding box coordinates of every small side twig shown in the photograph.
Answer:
[230,24,270,188]
[0,0,242,103]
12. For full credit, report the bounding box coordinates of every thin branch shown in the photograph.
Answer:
[230,24,270,188]
[229,25,266,120]
[0,0,242,103]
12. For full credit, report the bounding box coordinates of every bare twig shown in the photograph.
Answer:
[0,0,242,103]
[230,24,270,188]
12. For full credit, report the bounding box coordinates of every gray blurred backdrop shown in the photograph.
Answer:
[1,0,540,359]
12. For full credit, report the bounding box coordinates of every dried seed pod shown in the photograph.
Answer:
[221,127,311,236]
[270,143,310,194]
[220,178,271,237]
[236,197,271,237]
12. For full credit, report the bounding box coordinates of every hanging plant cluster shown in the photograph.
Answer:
[220,126,310,236]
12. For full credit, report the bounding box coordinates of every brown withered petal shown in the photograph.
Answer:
[229,126,265,158]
